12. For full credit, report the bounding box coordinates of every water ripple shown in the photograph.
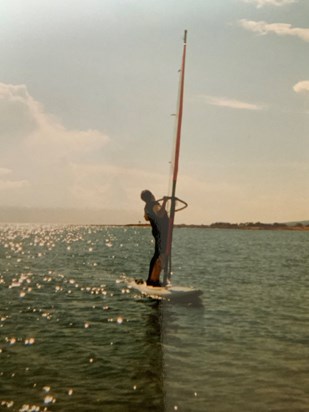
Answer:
[1,225,309,411]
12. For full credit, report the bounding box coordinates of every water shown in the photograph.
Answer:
[0,225,309,412]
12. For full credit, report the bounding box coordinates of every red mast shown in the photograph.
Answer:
[163,30,188,285]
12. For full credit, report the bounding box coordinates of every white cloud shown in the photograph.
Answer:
[239,20,309,42]
[0,83,174,216]
[0,83,112,207]
[0,167,29,192]
[0,167,12,176]
[0,83,110,154]
[293,80,309,93]
[0,83,38,144]
[201,95,264,110]
[0,83,167,213]
[68,163,168,210]
[241,0,297,8]
[0,179,29,191]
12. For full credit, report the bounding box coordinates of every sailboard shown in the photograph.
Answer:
[128,30,202,301]
[127,278,202,301]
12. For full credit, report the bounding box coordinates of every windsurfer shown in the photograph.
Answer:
[140,190,169,287]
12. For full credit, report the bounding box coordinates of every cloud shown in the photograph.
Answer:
[0,179,29,191]
[0,85,164,213]
[240,0,297,8]
[201,95,264,110]
[0,83,38,144]
[0,83,112,207]
[0,167,29,192]
[0,167,12,176]
[0,83,110,154]
[293,80,309,94]
[68,163,167,209]
[239,20,309,42]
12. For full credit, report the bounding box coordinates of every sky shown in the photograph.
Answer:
[0,0,308,224]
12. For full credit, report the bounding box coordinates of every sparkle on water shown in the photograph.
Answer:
[1,224,309,411]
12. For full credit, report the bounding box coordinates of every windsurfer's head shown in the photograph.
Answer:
[140,190,155,203]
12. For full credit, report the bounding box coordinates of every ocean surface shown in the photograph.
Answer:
[0,224,309,412]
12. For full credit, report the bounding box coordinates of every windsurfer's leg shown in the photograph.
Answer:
[150,258,162,281]
[147,256,163,287]
[147,253,157,282]
[147,243,159,281]
[152,253,166,281]
[147,250,162,286]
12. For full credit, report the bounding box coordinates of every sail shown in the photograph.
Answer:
[163,30,188,286]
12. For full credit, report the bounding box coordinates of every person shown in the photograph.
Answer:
[140,190,169,287]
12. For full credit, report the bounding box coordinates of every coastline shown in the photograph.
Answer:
[125,222,309,231]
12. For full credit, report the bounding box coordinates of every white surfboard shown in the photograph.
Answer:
[127,278,202,300]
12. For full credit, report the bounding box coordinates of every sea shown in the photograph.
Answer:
[0,224,308,412]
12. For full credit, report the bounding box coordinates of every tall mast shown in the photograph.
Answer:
[163,30,187,285]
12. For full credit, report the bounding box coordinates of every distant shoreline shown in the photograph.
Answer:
[125,222,309,231]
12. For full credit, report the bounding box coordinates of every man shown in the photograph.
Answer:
[140,190,169,287]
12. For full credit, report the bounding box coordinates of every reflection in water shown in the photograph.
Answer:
[159,298,206,412]
[138,297,206,412]
[139,301,165,411]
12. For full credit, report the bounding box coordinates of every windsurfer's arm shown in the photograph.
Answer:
[154,197,168,217]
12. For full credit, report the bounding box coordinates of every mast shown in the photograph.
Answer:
[163,30,187,285]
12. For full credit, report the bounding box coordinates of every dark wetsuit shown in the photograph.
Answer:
[144,200,169,283]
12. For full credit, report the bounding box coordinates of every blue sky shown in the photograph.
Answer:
[0,0,308,224]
